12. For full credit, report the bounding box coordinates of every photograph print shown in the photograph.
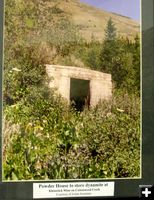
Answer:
[2,0,141,181]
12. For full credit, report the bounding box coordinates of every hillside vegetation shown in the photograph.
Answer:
[3,0,140,180]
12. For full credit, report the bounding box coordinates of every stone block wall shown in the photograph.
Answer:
[46,65,112,106]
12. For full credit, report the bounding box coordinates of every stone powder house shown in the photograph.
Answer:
[46,65,112,110]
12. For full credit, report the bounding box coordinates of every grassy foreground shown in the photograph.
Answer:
[3,89,140,180]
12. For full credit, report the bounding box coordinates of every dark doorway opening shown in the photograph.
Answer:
[70,78,90,111]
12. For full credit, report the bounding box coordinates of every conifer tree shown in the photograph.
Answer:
[99,17,117,73]
[99,18,140,92]
[105,17,117,41]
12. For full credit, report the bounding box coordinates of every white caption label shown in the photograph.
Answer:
[33,181,114,199]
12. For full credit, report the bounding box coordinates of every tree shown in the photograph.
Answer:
[105,17,117,41]
[99,18,117,73]
[99,18,140,93]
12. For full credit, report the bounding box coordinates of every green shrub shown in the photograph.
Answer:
[3,90,140,180]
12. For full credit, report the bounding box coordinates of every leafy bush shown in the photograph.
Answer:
[3,90,140,180]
